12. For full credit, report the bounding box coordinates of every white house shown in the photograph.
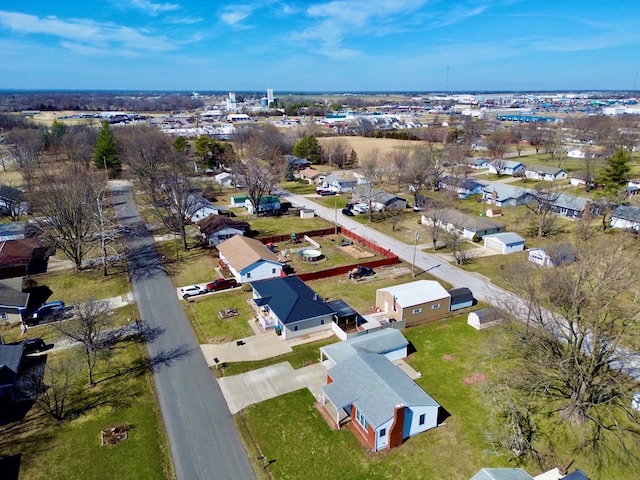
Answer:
[185,196,230,222]
[567,149,586,159]
[610,205,640,232]
[322,351,440,452]
[244,195,281,215]
[483,232,525,254]
[214,172,234,188]
[323,173,357,193]
[488,160,526,176]
[352,186,407,212]
[216,235,283,284]
[421,208,505,240]
[196,216,250,247]
[527,244,575,267]
[456,157,490,170]
[524,164,568,182]
[482,184,535,207]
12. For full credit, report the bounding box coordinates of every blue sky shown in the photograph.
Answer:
[1,1,639,92]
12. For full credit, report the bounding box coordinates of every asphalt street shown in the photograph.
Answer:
[113,185,256,480]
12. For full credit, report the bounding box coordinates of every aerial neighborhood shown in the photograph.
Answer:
[1,88,639,480]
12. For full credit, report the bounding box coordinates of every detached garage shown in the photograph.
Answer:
[483,232,525,254]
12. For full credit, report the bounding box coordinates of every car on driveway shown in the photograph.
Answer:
[206,278,238,292]
[341,207,354,216]
[180,285,207,299]
[316,189,336,196]
[28,300,66,324]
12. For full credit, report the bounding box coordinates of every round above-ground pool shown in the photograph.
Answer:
[298,249,323,262]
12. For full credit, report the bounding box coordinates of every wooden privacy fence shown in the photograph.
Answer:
[255,226,399,282]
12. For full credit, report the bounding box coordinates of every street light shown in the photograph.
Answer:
[411,230,419,278]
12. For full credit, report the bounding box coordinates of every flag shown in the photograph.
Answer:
[20,322,28,336]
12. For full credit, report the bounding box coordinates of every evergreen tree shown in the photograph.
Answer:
[282,157,295,181]
[94,121,120,175]
[293,135,320,164]
[600,147,631,190]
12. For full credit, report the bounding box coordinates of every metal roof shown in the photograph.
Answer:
[377,280,450,307]
[470,468,535,480]
[322,352,439,428]
[483,232,525,245]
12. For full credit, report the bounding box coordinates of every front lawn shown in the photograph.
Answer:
[249,215,334,237]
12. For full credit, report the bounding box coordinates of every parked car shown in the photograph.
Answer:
[341,208,354,216]
[353,204,369,214]
[29,300,65,324]
[23,337,47,354]
[316,189,336,196]
[206,278,238,292]
[180,285,207,299]
[348,266,375,279]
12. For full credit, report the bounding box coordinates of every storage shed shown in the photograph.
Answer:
[467,308,503,330]
[448,287,474,311]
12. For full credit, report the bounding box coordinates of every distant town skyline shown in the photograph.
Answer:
[1,1,639,92]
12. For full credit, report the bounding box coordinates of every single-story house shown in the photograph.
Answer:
[527,244,575,267]
[352,186,408,212]
[230,195,248,208]
[482,184,535,207]
[299,168,325,184]
[550,194,590,219]
[251,276,334,339]
[448,287,474,311]
[322,351,440,451]
[438,176,486,198]
[0,282,30,324]
[567,149,586,159]
[467,308,504,331]
[421,208,505,240]
[244,195,281,215]
[285,155,311,171]
[524,164,568,182]
[456,157,490,169]
[376,280,451,326]
[610,205,640,232]
[0,238,53,279]
[569,172,589,187]
[196,216,250,247]
[214,172,234,188]
[323,173,357,193]
[216,235,283,284]
[319,328,409,364]
[483,232,525,254]
[185,196,230,222]
[488,160,526,176]
[0,343,25,401]
[628,179,640,189]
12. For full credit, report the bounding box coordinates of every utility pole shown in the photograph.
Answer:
[411,230,419,278]
[334,201,338,235]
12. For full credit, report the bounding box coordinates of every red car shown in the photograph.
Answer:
[206,278,238,292]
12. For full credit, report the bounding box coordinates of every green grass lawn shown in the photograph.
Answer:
[183,290,254,344]
[249,215,334,237]
[0,309,173,480]
[235,316,514,480]
[280,180,318,195]
[26,269,130,305]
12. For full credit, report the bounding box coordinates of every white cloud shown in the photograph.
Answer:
[114,0,180,16]
[0,10,181,54]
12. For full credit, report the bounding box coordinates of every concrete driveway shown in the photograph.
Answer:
[218,360,332,414]
[200,330,293,364]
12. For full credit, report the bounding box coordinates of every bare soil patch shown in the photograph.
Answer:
[442,354,454,361]
[339,244,375,259]
[462,373,487,385]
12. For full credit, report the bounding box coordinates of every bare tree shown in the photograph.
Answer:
[117,125,173,201]
[494,236,640,465]
[0,183,27,221]
[232,157,280,217]
[486,129,511,161]
[94,189,126,276]
[61,124,97,167]
[524,185,562,237]
[57,300,111,387]
[445,227,474,265]
[34,165,101,271]
[323,138,350,169]
[27,355,82,421]
[510,124,526,157]
[5,128,45,190]
[357,149,383,222]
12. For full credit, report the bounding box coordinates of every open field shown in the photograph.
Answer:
[317,136,418,163]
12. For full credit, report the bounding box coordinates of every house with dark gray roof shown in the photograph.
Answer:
[482,184,535,207]
[610,205,640,232]
[352,186,407,211]
[321,351,440,451]
[524,164,568,181]
[196,215,250,247]
[421,208,505,240]
[0,283,30,324]
[438,176,486,197]
[0,343,25,400]
[251,276,335,339]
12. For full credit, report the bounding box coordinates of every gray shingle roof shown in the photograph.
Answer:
[323,351,439,428]
[320,329,408,364]
[470,468,534,480]
[251,276,334,324]
[612,205,640,223]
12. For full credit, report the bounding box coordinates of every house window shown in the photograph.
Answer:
[294,326,298,331]
[379,428,386,438]
[0,312,7,320]
[355,409,367,429]
[272,268,276,274]
[432,304,440,310]
[320,319,325,325]
[419,414,425,425]
[412,308,422,315]
[246,273,251,279]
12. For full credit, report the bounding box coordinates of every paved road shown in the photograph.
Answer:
[113,185,256,480]
[285,192,640,380]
